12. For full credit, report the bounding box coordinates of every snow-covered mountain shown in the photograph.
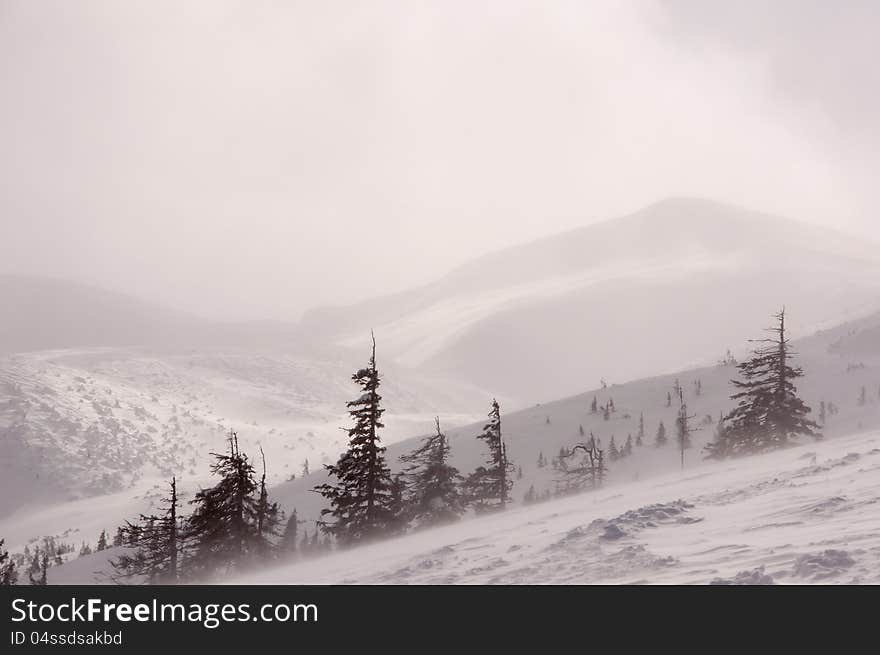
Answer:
[300,198,880,402]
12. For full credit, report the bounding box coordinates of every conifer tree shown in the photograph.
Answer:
[858,386,867,407]
[624,434,633,457]
[706,309,820,458]
[590,397,598,414]
[314,333,395,544]
[254,446,283,560]
[602,404,610,421]
[655,421,667,447]
[96,530,108,551]
[637,412,645,445]
[187,433,263,576]
[112,527,125,547]
[674,390,695,470]
[608,436,620,461]
[579,424,585,437]
[0,539,17,585]
[537,451,545,468]
[819,401,826,425]
[29,551,48,586]
[112,477,182,583]
[280,509,301,553]
[464,399,514,512]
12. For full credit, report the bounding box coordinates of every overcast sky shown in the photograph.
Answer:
[1,1,878,320]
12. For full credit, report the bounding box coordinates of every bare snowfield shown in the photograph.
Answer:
[237,429,880,585]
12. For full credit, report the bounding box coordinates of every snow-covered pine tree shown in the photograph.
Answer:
[464,399,514,512]
[655,421,667,447]
[96,530,108,551]
[707,309,820,458]
[0,539,17,585]
[624,434,633,457]
[819,401,826,425]
[590,396,598,413]
[637,412,645,445]
[579,424,585,437]
[187,433,262,576]
[112,527,124,547]
[313,333,395,544]
[112,476,182,583]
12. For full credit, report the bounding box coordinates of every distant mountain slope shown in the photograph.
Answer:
[0,275,310,355]
[300,198,880,402]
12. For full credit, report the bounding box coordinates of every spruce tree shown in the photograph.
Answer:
[187,433,263,576]
[608,436,620,461]
[464,399,513,512]
[96,530,108,551]
[674,390,695,470]
[655,421,667,447]
[590,397,598,414]
[0,539,17,585]
[314,333,395,544]
[254,446,283,560]
[112,477,182,583]
[29,551,48,586]
[280,509,301,553]
[400,417,464,528]
[706,309,820,458]
[637,412,645,445]
[624,434,633,457]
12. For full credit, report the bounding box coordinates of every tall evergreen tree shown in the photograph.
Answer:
[187,433,262,576]
[399,417,464,528]
[0,539,17,585]
[674,390,695,470]
[112,477,182,584]
[96,530,108,551]
[706,309,820,458]
[637,412,645,445]
[464,399,513,512]
[314,333,395,544]
[254,446,283,560]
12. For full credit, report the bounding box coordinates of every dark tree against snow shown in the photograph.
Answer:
[111,476,182,583]
[464,399,514,512]
[0,539,17,585]
[706,309,820,458]
[187,432,272,576]
[674,390,696,470]
[314,333,396,544]
[400,417,464,528]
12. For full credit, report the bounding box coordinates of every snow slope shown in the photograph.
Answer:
[24,304,880,584]
[237,428,880,585]
[300,198,880,402]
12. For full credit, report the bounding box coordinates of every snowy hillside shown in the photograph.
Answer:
[26,302,880,583]
[237,427,880,584]
[300,198,880,402]
[0,346,487,526]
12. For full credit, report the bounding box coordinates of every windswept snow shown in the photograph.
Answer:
[236,429,880,585]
